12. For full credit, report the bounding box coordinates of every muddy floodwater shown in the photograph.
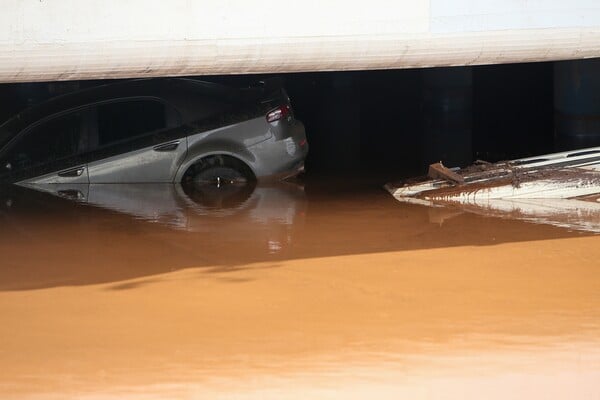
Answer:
[1,180,599,399]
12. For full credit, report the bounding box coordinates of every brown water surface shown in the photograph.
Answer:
[0,181,599,399]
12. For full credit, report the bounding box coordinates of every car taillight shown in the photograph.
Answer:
[266,105,291,123]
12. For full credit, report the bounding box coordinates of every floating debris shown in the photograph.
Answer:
[386,147,600,232]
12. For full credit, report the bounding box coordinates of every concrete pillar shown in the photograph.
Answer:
[422,67,473,167]
[554,59,600,150]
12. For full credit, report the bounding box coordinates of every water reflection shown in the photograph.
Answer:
[444,197,600,233]
[0,181,596,291]
[79,181,306,256]
[21,181,306,233]
[0,182,309,290]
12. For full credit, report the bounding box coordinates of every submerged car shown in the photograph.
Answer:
[0,78,308,185]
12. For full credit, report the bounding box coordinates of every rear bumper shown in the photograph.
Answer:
[263,160,305,182]
[248,121,308,180]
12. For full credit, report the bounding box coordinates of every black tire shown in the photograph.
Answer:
[193,165,247,185]
[186,156,253,186]
[182,155,256,209]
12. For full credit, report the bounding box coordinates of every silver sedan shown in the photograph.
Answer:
[0,78,308,185]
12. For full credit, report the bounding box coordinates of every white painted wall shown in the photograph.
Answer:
[1,0,599,82]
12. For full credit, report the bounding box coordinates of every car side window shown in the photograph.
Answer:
[4,111,85,171]
[96,99,167,146]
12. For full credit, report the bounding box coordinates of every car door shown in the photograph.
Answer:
[0,109,91,185]
[87,98,187,183]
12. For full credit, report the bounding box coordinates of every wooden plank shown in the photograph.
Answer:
[428,162,465,185]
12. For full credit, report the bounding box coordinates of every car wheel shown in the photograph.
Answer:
[187,155,252,186]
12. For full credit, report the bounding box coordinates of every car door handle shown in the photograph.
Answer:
[58,166,85,178]
[153,140,180,152]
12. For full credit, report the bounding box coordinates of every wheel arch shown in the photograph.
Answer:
[176,151,257,183]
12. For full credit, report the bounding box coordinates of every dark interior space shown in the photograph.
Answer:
[473,62,554,162]
[2,60,597,181]
[284,63,556,177]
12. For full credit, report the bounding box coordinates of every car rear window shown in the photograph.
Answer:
[97,99,166,146]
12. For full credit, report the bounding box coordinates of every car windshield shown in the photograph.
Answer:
[1,112,84,171]
[0,125,17,153]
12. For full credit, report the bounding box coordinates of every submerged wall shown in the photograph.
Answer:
[1,0,600,83]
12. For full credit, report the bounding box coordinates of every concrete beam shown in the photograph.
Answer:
[1,0,600,82]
